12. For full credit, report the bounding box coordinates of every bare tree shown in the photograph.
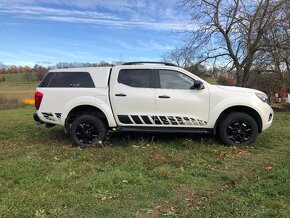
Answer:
[21,66,32,83]
[162,47,193,68]
[7,65,18,74]
[33,64,49,81]
[258,1,290,81]
[182,0,288,86]
[55,61,114,69]
[98,61,112,67]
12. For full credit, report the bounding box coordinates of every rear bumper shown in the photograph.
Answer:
[33,112,43,123]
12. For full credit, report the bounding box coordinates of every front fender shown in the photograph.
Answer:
[208,95,262,128]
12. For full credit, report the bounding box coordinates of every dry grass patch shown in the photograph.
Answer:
[0,95,23,109]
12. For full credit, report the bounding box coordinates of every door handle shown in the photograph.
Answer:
[115,93,127,97]
[158,95,170,99]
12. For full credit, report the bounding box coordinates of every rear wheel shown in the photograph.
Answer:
[218,112,258,146]
[70,115,107,147]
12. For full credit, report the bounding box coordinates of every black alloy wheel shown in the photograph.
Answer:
[226,120,252,144]
[70,115,107,147]
[75,122,99,145]
[218,112,258,146]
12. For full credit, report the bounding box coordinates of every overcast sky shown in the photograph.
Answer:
[0,0,189,66]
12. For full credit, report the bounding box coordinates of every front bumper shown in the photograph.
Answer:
[260,104,274,131]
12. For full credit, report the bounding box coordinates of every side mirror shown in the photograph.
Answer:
[190,80,204,90]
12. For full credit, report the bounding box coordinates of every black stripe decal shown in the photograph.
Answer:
[141,116,152,124]
[42,112,55,121]
[151,116,162,125]
[131,115,143,124]
[168,116,178,125]
[55,113,62,119]
[118,115,207,126]
[159,116,170,125]
[176,116,185,125]
[118,115,133,124]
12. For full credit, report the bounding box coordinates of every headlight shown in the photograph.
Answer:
[256,93,269,104]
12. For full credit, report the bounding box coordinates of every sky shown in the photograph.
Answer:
[0,0,189,66]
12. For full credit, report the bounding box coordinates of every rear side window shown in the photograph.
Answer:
[39,72,95,88]
[118,69,154,88]
[39,72,54,87]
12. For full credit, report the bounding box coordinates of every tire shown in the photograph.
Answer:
[70,115,107,147]
[218,112,258,146]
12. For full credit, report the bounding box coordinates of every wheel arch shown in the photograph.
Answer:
[65,105,110,131]
[214,105,263,134]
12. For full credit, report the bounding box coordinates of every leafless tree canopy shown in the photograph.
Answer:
[178,0,290,86]
[162,47,193,68]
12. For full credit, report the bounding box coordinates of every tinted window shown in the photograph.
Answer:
[39,72,95,88]
[159,70,194,90]
[118,69,154,88]
[39,72,54,87]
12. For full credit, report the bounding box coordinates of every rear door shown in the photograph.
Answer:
[154,69,210,128]
[110,68,156,126]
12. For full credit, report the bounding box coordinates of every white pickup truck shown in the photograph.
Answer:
[33,62,273,147]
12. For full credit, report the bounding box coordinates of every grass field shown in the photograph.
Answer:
[0,73,38,100]
[0,107,289,217]
[0,73,289,217]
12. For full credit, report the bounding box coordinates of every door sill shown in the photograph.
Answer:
[118,126,213,134]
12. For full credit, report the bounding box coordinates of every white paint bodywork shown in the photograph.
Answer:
[36,67,116,127]
[110,66,155,125]
[36,65,273,132]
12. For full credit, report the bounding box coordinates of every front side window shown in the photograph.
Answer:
[39,72,95,88]
[159,70,194,90]
[118,69,154,88]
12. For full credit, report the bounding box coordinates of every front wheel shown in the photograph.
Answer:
[70,115,107,147]
[218,112,258,146]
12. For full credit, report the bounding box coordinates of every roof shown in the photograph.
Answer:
[122,61,177,67]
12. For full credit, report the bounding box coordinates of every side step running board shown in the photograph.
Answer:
[118,126,212,134]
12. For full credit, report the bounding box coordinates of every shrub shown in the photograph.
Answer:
[286,84,290,94]
[0,75,5,82]
[186,64,210,78]
[246,72,281,96]
[217,74,236,86]
[0,96,22,109]
[35,68,48,81]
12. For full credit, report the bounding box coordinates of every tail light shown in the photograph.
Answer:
[34,91,43,110]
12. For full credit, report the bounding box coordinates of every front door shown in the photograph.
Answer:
[154,69,210,128]
[110,68,156,126]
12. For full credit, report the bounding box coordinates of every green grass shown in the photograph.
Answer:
[0,73,38,86]
[204,77,218,85]
[0,73,38,101]
[0,106,289,217]
[0,73,289,217]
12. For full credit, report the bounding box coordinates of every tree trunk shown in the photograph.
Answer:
[235,67,243,87]
[241,66,252,87]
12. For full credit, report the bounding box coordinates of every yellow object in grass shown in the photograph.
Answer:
[23,98,35,105]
